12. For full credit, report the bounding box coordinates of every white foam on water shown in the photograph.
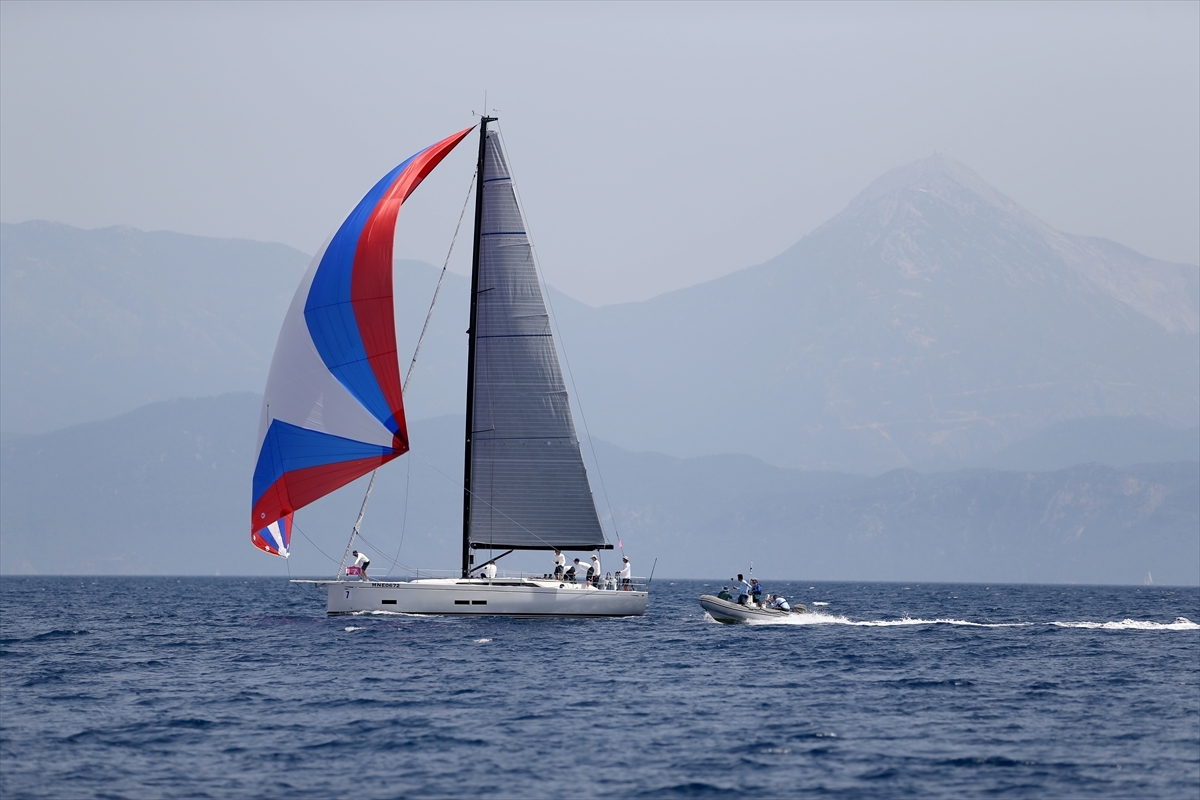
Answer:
[812,602,830,607]
[474,638,493,644]
[745,612,1033,628]
[1050,617,1198,631]
[344,626,363,632]
[713,611,1198,631]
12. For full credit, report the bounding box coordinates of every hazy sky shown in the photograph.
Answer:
[2,1,1197,305]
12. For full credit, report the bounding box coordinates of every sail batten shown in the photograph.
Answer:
[250,126,472,549]
[466,128,607,552]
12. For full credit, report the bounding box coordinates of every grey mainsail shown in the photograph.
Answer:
[465,128,607,552]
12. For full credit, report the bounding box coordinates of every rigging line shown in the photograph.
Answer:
[351,529,417,572]
[285,553,318,599]
[333,169,476,576]
[383,457,412,579]
[285,554,316,600]
[403,168,477,393]
[293,520,341,566]
[336,468,378,579]
[409,452,573,552]
[492,121,622,554]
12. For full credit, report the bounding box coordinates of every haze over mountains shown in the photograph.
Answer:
[3,394,1196,585]
[3,155,1195,471]
[556,155,1198,472]
[0,223,309,434]
[1,155,1196,580]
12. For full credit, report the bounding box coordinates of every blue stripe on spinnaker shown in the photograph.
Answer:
[304,152,419,430]
[252,419,392,508]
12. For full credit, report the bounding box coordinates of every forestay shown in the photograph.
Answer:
[250,126,472,552]
[467,129,607,551]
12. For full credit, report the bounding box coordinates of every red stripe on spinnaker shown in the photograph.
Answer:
[249,453,399,534]
[251,512,293,557]
[351,126,473,440]
[251,530,280,556]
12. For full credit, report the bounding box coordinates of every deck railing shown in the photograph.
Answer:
[343,566,648,590]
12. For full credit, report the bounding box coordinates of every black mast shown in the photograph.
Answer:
[462,116,495,578]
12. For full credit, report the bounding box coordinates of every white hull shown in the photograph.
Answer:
[699,594,806,623]
[299,578,648,617]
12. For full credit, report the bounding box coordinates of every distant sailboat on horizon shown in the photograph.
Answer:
[248,117,647,617]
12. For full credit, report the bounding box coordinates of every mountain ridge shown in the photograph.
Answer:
[821,154,1198,333]
[3,155,1196,474]
[1,394,1195,584]
[546,154,1198,471]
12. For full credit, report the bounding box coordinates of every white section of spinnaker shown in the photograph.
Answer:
[257,237,396,454]
[263,518,288,557]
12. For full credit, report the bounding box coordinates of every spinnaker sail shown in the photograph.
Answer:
[251,126,472,550]
[251,512,293,558]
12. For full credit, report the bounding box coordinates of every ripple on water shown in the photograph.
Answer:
[0,578,1195,800]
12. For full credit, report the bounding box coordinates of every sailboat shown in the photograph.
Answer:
[251,118,648,617]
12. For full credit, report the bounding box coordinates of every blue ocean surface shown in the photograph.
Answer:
[1,577,1197,799]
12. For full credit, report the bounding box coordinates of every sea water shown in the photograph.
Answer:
[1,577,1196,798]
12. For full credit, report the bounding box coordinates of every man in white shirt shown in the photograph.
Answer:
[481,560,497,579]
[589,555,602,587]
[352,550,371,582]
[618,557,632,590]
[733,574,751,605]
[553,549,566,580]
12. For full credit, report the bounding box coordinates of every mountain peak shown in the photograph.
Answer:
[824,153,1036,237]
[807,154,1198,334]
[858,153,1005,199]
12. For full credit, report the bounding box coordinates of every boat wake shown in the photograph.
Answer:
[713,613,1199,630]
[738,612,1034,628]
[1050,617,1198,631]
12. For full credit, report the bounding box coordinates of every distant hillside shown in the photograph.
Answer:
[0,222,309,433]
[2,395,1195,585]
[4,154,1197,474]
[968,416,1200,472]
[551,155,1199,472]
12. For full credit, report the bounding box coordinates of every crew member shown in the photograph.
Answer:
[352,550,371,582]
[768,594,791,611]
[553,549,566,579]
[618,557,632,590]
[482,560,497,579]
[589,555,602,587]
[751,579,764,607]
[733,574,751,606]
